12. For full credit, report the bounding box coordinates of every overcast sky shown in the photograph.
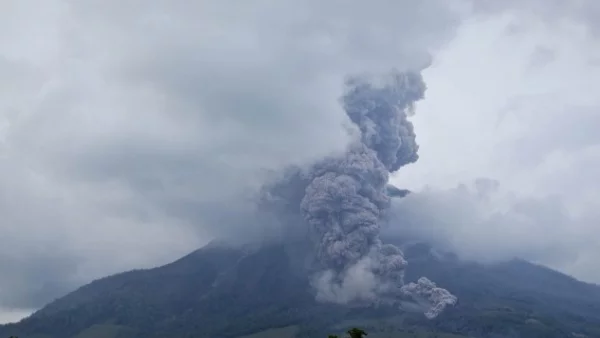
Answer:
[1,0,600,324]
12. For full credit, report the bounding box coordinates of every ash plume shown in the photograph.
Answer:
[260,70,456,318]
[400,277,458,319]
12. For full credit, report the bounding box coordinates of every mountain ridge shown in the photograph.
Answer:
[2,241,600,338]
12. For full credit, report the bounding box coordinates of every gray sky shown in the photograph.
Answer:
[390,5,600,284]
[1,0,600,323]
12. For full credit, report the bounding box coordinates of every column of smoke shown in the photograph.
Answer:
[260,70,456,318]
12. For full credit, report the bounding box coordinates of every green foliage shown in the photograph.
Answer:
[328,327,367,338]
[347,328,367,338]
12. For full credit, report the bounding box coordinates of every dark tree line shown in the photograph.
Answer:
[329,327,367,338]
[6,328,368,338]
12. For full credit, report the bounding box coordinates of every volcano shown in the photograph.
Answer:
[2,240,600,338]
[2,70,599,338]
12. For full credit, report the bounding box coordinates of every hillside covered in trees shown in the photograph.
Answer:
[1,242,600,338]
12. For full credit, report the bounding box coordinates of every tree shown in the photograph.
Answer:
[347,328,367,338]
[328,328,367,338]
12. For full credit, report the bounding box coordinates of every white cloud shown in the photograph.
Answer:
[0,308,34,325]
[390,9,600,283]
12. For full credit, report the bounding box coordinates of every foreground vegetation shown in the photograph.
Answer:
[329,327,368,338]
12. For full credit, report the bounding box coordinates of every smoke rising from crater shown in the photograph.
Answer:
[262,70,456,318]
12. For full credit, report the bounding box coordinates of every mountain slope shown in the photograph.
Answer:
[2,242,600,338]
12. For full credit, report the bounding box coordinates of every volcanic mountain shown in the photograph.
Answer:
[3,70,598,338]
[2,240,600,338]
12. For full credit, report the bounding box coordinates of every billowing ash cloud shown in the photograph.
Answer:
[400,277,458,319]
[342,72,423,172]
[261,70,456,318]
